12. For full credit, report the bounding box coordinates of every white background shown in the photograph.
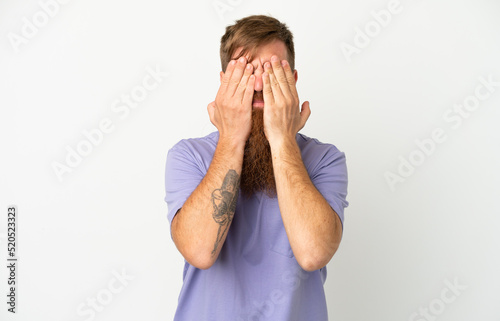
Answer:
[1,0,499,320]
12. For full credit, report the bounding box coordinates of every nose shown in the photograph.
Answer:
[253,64,264,92]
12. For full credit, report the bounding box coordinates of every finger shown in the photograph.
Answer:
[264,62,283,99]
[227,57,247,96]
[271,55,291,97]
[220,60,237,92]
[262,71,275,105]
[299,101,311,130]
[281,60,298,97]
[242,74,255,106]
[236,63,254,99]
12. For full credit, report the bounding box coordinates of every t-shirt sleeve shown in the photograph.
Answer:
[164,141,206,237]
[310,146,349,232]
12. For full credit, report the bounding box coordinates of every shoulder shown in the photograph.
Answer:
[296,133,347,173]
[166,132,219,173]
[296,133,344,158]
[169,131,219,156]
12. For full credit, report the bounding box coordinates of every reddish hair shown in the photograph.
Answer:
[220,15,295,72]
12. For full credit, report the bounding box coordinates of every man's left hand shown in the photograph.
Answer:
[262,55,311,146]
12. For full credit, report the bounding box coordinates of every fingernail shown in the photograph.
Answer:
[271,56,278,62]
[281,60,288,67]
[230,60,236,65]
[239,57,245,63]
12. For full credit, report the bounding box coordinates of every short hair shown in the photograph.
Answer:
[220,15,295,72]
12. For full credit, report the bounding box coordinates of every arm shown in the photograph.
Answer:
[171,140,244,269]
[171,57,255,269]
[262,56,342,271]
[270,138,343,272]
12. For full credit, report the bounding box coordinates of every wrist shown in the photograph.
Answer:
[269,133,297,148]
[217,134,246,154]
[269,134,299,155]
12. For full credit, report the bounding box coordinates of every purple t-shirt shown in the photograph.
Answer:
[164,131,349,321]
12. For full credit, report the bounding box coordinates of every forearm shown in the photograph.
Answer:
[172,138,244,269]
[271,138,342,271]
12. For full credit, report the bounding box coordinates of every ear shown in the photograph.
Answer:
[294,69,298,83]
[220,71,224,84]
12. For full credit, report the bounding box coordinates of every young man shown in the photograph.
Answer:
[165,15,349,320]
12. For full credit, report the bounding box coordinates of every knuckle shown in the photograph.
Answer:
[234,63,245,72]
[237,79,246,88]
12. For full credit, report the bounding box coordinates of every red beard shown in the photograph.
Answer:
[240,109,276,198]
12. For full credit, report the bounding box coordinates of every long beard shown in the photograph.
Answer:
[240,109,277,198]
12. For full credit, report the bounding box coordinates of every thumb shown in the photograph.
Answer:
[299,101,311,130]
[207,101,216,125]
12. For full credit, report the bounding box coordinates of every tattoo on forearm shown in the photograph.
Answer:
[211,169,240,256]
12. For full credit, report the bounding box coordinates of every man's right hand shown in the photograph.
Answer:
[208,57,255,147]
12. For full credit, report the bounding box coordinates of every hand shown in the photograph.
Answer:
[208,57,255,147]
[262,55,310,146]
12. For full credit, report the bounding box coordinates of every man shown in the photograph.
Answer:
[164,15,349,320]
